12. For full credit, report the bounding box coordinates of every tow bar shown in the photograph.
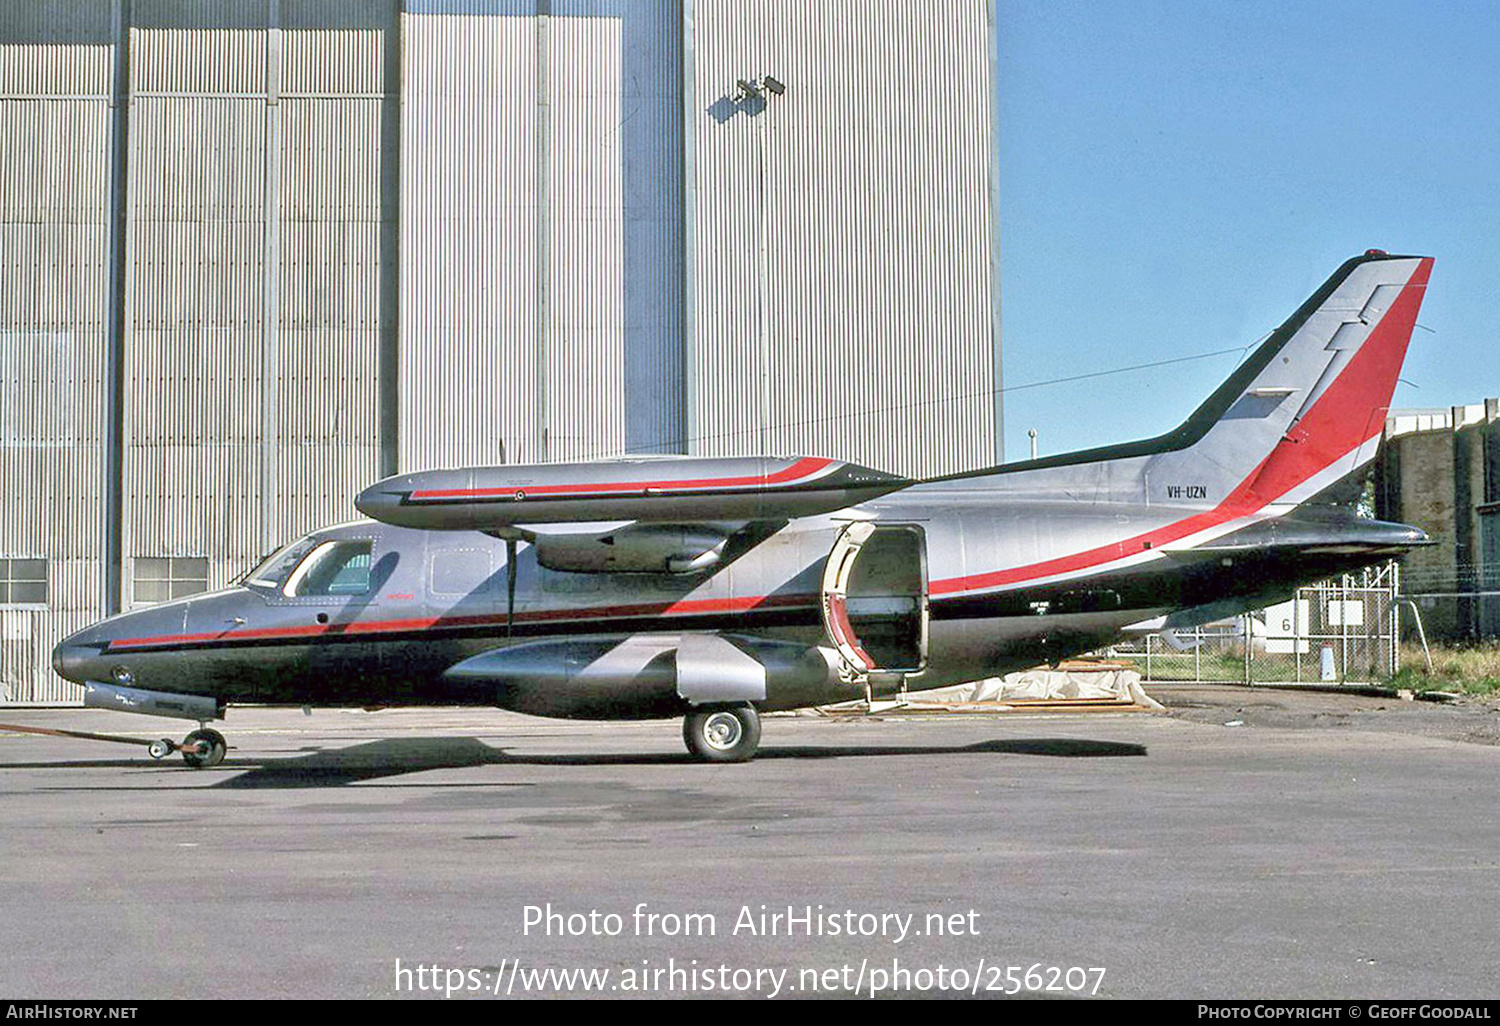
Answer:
[0,721,225,765]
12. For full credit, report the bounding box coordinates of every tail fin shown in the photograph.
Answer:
[1148,251,1432,511]
[940,252,1433,513]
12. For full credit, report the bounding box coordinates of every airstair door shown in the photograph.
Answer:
[820,522,928,673]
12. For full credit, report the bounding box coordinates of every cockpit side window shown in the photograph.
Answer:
[244,538,318,591]
[285,540,374,597]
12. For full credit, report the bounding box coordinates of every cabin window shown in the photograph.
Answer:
[133,556,208,604]
[431,548,492,596]
[0,558,47,605]
[285,540,374,597]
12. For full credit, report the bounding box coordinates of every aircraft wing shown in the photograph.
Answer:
[354,455,909,531]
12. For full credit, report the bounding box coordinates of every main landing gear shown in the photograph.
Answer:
[682,703,761,763]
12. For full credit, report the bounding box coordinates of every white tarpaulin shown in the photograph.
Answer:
[903,668,1162,709]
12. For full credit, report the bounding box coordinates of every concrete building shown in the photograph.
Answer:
[1376,399,1500,640]
[0,1,1001,701]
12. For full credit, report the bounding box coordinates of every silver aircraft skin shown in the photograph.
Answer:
[53,252,1434,763]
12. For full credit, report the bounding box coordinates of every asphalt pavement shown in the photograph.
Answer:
[2,690,1497,999]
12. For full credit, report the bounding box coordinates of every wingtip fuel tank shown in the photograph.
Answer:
[354,455,912,530]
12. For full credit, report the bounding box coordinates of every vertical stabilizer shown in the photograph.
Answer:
[1146,252,1432,512]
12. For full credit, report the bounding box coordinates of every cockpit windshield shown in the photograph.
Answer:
[242,537,320,591]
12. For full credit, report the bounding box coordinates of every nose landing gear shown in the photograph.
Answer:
[180,727,228,769]
[144,727,227,767]
[0,720,230,767]
[145,726,225,765]
[146,728,227,767]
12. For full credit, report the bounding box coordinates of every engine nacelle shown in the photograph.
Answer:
[441,633,843,719]
[533,524,730,575]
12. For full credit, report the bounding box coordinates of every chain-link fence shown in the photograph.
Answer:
[1400,562,1500,642]
[1110,563,1401,684]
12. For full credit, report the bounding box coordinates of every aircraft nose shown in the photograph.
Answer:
[52,632,95,684]
[52,620,122,684]
[52,604,189,685]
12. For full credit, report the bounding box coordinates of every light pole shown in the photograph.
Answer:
[734,76,786,455]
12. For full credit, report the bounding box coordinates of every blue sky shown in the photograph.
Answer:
[995,0,1500,462]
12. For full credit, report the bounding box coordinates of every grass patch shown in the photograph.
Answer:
[1389,642,1500,696]
[1116,650,1248,682]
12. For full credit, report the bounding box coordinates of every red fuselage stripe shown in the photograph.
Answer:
[106,593,820,651]
[410,457,835,500]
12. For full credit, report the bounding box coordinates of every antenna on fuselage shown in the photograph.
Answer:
[506,543,517,639]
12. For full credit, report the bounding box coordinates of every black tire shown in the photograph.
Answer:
[182,727,227,769]
[682,703,760,763]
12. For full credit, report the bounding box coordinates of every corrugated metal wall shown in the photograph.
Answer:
[0,2,113,701]
[1,1,397,701]
[401,4,543,470]
[688,0,998,478]
[401,0,680,470]
[126,4,271,600]
[126,0,389,604]
[543,6,624,462]
[0,0,997,701]
[274,8,386,548]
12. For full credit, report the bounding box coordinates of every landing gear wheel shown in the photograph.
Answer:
[148,739,173,760]
[181,728,227,769]
[682,703,760,763]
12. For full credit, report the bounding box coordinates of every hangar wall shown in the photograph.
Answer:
[0,0,998,702]
[688,0,999,476]
[0,3,113,702]
[125,0,390,602]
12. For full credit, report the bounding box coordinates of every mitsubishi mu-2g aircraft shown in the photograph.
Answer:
[51,252,1433,765]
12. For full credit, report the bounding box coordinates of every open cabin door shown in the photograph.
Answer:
[820,522,928,674]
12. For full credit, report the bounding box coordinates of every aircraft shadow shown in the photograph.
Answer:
[209,735,1146,788]
[9,735,1146,791]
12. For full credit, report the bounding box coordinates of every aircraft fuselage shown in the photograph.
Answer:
[53,490,1419,718]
